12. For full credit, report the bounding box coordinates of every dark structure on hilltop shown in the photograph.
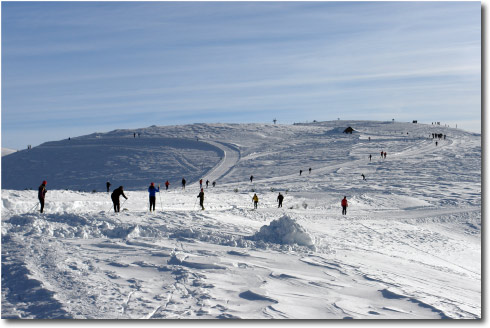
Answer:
[343,127,354,134]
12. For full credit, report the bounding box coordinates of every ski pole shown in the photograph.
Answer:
[159,184,163,211]
[29,202,39,212]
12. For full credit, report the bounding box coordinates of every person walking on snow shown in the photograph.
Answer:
[381,151,384,158]
[38,180,47,213]
[252,193,259,209]
[165,180,169,190]
[300,170,303,176]
[384,152,387,159]
[309,168,312,174]
[277,192,284,208]
[148,182,160,212]
[369,154,372,161]
[212,181,216,187]
[341,196,348,215]
[199,179,203,189]
[106,181,111,193]
[197,188,205,210]
[361,174,365,180]
[182,178,186,190]
[250,175,254,183]
[111,186,127,213]
[206,180,209,188]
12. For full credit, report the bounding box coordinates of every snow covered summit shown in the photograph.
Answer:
[1,120,481,319]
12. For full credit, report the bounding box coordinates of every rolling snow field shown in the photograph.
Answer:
[1,120,481,319]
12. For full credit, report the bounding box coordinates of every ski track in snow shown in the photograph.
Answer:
[1,121,481,319]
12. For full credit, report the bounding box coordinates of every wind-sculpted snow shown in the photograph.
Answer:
[1,121,481,319]
[249,215,315,249]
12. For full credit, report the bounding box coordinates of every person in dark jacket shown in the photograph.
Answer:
[148,182,160,212]
[250,175,254,183]
[38,180,47,213]
[106,181,111,193]
[182,178,186,190]
[277,192,284,208]
[197,188,205,210]
[111,186,127,212]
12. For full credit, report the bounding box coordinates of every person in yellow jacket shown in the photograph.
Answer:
[252,193,259,209]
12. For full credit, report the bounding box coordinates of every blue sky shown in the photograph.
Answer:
[1,1,481,149]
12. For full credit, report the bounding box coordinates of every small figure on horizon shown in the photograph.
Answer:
[300,170,303,176]
[361,174,366,180]
[206,180,209,188]
[369,154,372,161]
[341,196,348,215]
[250,175,254,183]
[38,180,47,213]
[182,178,186,190]
[165,180,170,190]
[384,152,387,159]
[309,168,312,174]
[106,181,111,193]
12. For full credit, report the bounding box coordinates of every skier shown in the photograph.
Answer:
[133,133,136,138]
[106,181,111,193]
[435,141,438,146]
[309,168,312,174]
[252,193,259,209]
[148,182,160,212]
[277,192,284,208]
[212,181,216,187]
[182,178,186,190]
[250,175,254,183]
[111,186,127,213]
[206,180,209,188]
[199,179,203,189]
[381,151,383,157]
[38,180,47,213]
[300,170,303,176]
[197,188,205,210]
[369,154,372,161]
[341,196,348,215]
[384,152,387,159]
[165,180,170,190]
[361,174,366,180]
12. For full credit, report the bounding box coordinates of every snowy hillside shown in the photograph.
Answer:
[1,148,16,157]
[1,120,481,319]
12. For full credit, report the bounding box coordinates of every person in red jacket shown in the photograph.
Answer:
[341,196,348,215]
[165,180,170,190]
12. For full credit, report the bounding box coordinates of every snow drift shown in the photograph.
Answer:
[250,215,315,249]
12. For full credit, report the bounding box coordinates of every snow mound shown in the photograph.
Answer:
[251,216,315,249]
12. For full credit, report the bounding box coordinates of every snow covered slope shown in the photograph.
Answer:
[1,120,481,319]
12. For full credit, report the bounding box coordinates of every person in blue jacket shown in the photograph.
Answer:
[148,182,160,212]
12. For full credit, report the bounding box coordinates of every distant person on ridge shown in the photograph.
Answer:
[250,175,254,183]
[197,188,205,210]
[252,193,259,209]
[384,152,387,159]
[111,186,127,213]
[212,181,216,187]
[361,174,366,180]
[277,192,284,208]
[38,180,47,213]
[106,181,111,193]
[309,168,312,174]
[182,178,186,190]
[341,196,348,215]
[206,180,209,188]
[165,180,170,190]
[300,170,303,176]
[199,179,203,189]
[148,182,160,212]
[381,151,383,158]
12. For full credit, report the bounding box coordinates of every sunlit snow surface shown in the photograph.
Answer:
[1,121,481,319]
